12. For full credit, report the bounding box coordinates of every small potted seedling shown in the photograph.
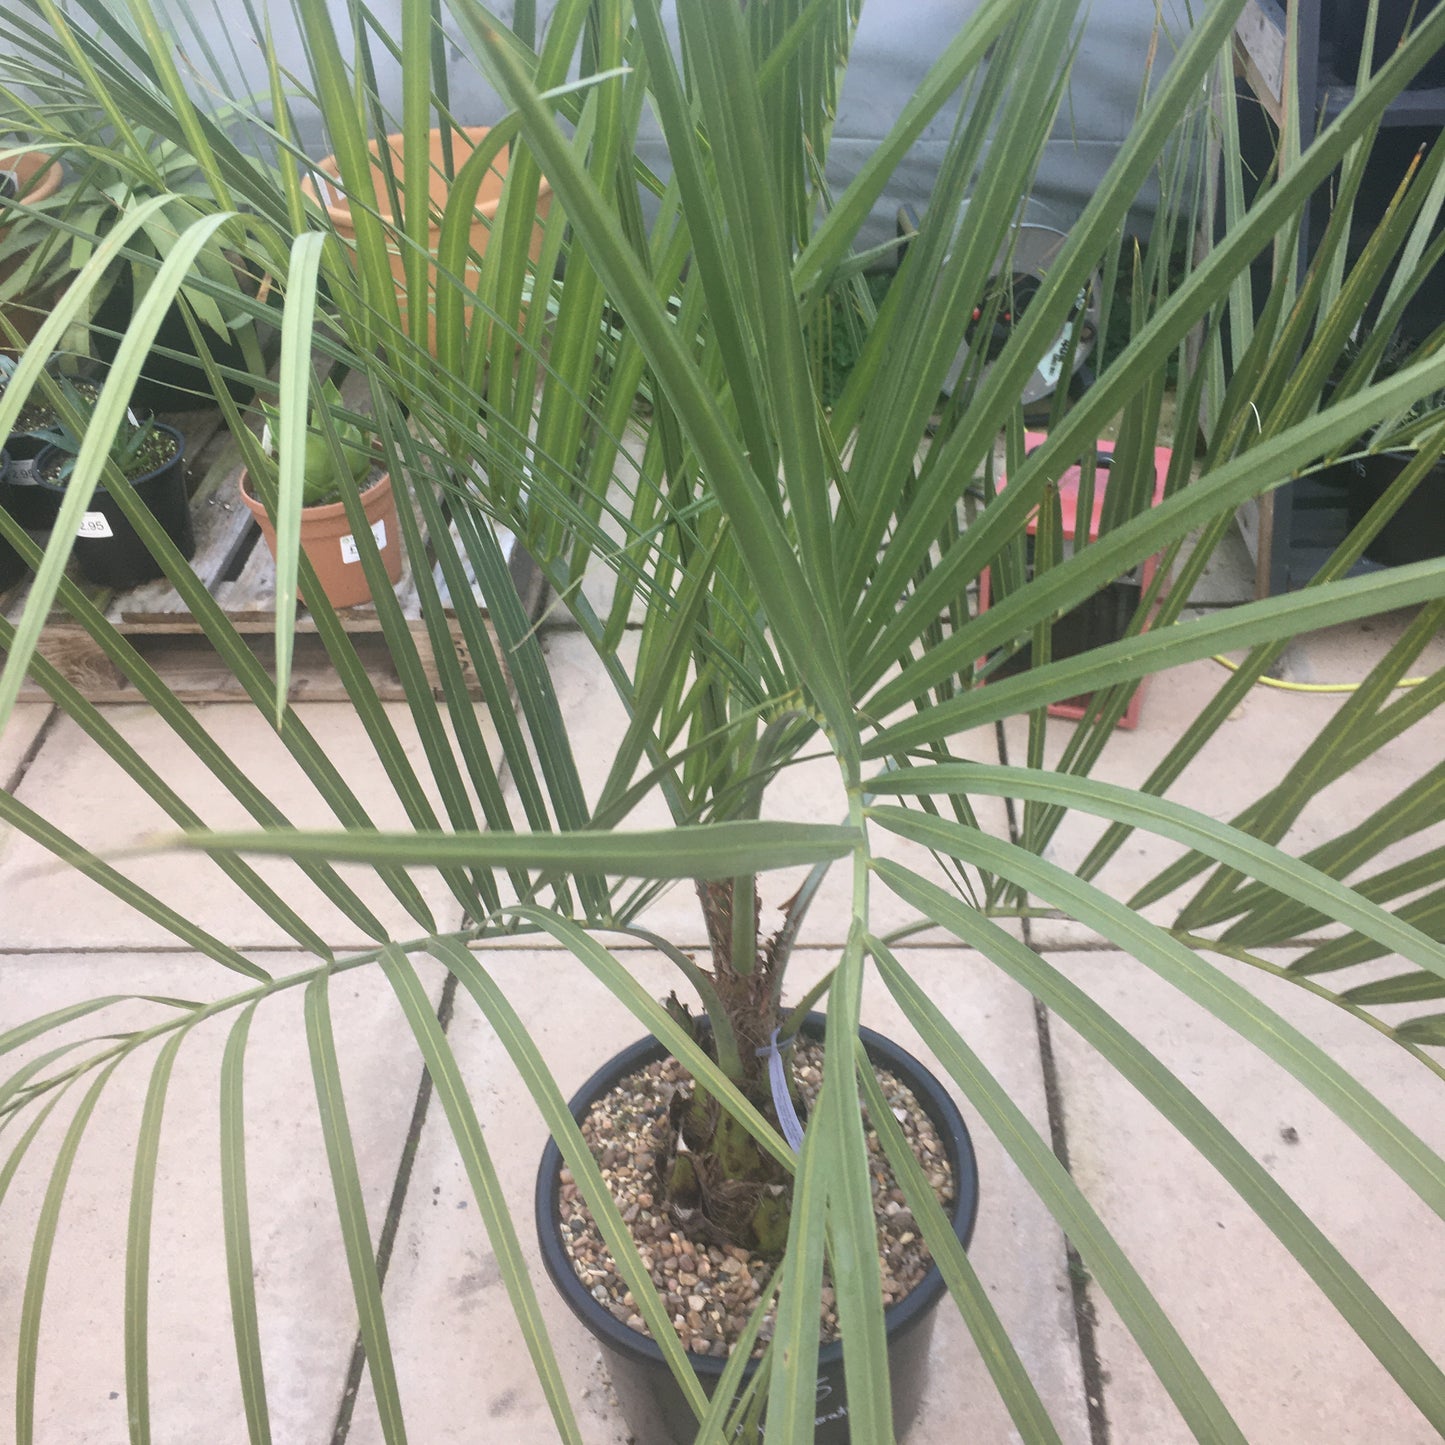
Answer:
[0,357,102,527]
[32,379,193,587]
[238,380,403,609]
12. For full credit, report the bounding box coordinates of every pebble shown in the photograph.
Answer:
[558,1042,955,1360]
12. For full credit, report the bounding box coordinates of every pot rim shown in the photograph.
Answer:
[32,420,185,496]
[301,126,553,230]
[0,148,63,206]
[535,1011,979,1381]
[237,464,392,520]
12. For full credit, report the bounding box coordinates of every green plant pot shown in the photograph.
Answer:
[34,422,194,587]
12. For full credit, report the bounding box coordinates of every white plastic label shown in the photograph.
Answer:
[7,457,37,487]
[77,512,114,539]
[339,517,387,565]
[1037,287,1090,390]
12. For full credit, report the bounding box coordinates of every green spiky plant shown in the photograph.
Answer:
[0,109,266,379]
[28,377,170,484]
[259,380,374,508]
[1,0,1445,1442]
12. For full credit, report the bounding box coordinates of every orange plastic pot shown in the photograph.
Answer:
[239,468,404,610]
[299,127,552,354]
[0,149,65,355]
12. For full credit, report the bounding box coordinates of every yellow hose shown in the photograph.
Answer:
[1211,654,1427,693]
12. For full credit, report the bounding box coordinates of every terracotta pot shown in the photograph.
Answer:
[299,127,552,355]
[239,467,404,610]
[0,149,65,356]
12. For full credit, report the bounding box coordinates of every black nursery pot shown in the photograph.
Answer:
[1336,0,1445,89]
[536,1014,980,1445]
[0,426,65,529]
[35,423,194,588]
[1346,451,1445,568]
[0,450,27,590]
[91,269,266,414]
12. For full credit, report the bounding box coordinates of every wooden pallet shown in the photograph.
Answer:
[1,409,545,704]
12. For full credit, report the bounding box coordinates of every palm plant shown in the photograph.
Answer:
[2,0,1445,1441]
[0,78,271,393]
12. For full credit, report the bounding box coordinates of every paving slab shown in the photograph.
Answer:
[523,628,1014,952]
[0,949,448,1444]
[0,701,497,951]
[550,420,654,631]
[1002,614,1445,948]
[0,703,53,785]
[1174,521,1258,607]
[1,703,55,861]
[1047,947,1445,1444]
[347,945,1090,1445]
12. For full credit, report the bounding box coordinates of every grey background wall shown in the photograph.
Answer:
[149,0,1197,251]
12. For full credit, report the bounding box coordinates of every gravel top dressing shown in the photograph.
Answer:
[558,1040,956,1359]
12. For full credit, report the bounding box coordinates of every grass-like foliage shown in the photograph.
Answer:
[1,0,1444,1440]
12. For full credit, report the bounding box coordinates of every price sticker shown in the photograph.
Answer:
[339,517,387,565]
[77,512,114,540]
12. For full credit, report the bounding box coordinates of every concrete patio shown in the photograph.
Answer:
[2,539,1444,1443]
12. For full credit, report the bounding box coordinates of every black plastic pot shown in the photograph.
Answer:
[536,1014,980,1445]
[0,449,27,590]
[987,524,1145,697]
[0,425,64,529]
[1346,451,1445,567]
[990,574,1144,681]
[34,423,194,588]
[0,377,105,530]
[1335,1,1445,89]
[91,268,266,414]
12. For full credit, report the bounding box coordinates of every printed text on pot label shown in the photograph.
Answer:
[77,513,114,540]
[340,518,387,564]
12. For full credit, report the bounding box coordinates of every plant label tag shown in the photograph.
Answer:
[1036,287,1090,391]
[7,457,38,487]
[339,517,387,565]
[77,512,114,539]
